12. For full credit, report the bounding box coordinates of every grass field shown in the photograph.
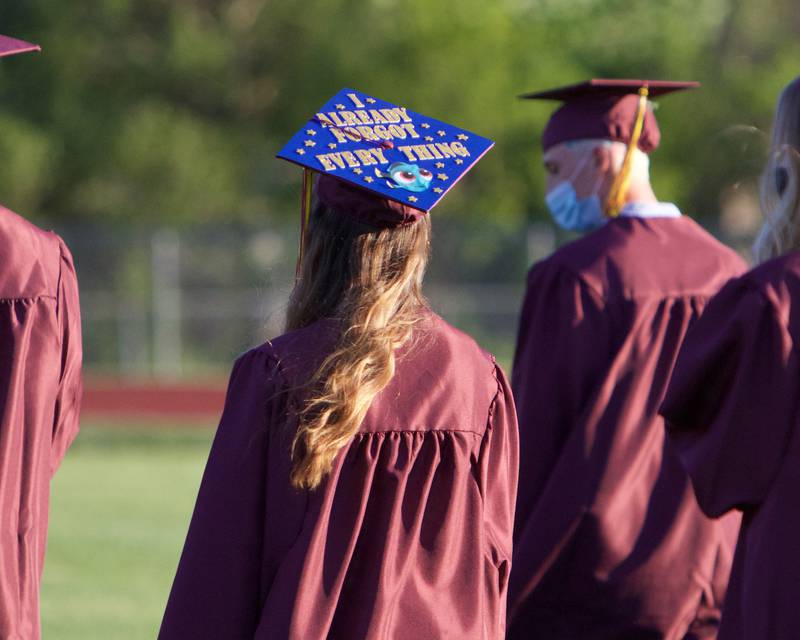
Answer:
[40,423,215,640]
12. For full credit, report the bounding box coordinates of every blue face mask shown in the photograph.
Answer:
[545,181,605,232]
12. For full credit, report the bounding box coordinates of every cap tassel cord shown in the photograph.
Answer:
[296,168,314,279]
[605,86,649,218]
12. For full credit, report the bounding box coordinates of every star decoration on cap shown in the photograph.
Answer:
[353,168,363,175]
[421,123,431,129]
[366,97,376,104]
[306,129,316,136]
[425,136,433,142]
[408,196,418,202]
[455,159,464,165]
[433,187,443,193]
[304,140,316,147]
[296,149,305,155]
[328,143,337,149]
[457,133,469,140]
[437,173,449,180]
[364,176,374,183]
[335,104,346,109]
[437,130,446,137]
[435,162,445,168]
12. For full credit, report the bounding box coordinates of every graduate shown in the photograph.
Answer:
[158,89,519,640]
[507,80,746,638]
[661,76,800,640]
[0,36,83,640]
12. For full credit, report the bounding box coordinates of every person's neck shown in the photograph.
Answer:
[624,181,658,204]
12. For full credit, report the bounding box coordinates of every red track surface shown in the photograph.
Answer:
[82,379,227,423]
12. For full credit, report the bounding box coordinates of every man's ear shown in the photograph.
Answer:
[592,144,612,172]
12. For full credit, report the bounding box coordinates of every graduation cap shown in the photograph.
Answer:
[278,87,493,227]
[520,79,698,216]
[520,79,699,154]
[0,35,40,59]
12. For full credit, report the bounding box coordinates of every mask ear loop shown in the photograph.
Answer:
[588,160,607,198]
[605,86,650,217]
[550,146,594,196]
[568,148,593,182]
[295,168,314,279]
[548,141,607,203]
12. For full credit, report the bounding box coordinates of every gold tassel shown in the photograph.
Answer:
[605,86,649,217]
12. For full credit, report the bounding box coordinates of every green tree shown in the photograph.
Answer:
[0,0,797,226]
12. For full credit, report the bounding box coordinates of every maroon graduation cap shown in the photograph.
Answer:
[520,79,699,154]
[0,35,40,59]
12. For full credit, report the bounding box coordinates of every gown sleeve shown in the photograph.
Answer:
[479,362,519,634]
[158,347,285,639]
[661,277,800,517]
[510,261,612,531]
[51,239,83,475]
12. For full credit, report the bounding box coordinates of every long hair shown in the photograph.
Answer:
[753,77,800,263]
[285,202,431,490]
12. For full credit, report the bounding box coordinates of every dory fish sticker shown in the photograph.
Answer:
[376,162,433,192]
[277,88,494,212]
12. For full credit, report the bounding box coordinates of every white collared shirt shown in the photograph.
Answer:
[618,201,682,219]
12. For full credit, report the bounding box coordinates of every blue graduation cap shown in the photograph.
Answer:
[277,88,494,213]
[0,34,40,58]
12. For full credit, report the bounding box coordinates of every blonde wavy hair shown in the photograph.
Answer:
[753,76,800,263]
[285,202,431,490]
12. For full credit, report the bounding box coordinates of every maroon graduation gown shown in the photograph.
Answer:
[0,206,82,640]
[158,311,519,639]
[508,215,746,639]
[661,251,800,640]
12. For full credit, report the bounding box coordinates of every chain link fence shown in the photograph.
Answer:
[60,218,568,379]
[57,208,756,381]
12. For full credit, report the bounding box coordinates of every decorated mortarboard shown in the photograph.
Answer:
[277,88,494,217]
[520,79,699,154]
[0,34,40,59]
